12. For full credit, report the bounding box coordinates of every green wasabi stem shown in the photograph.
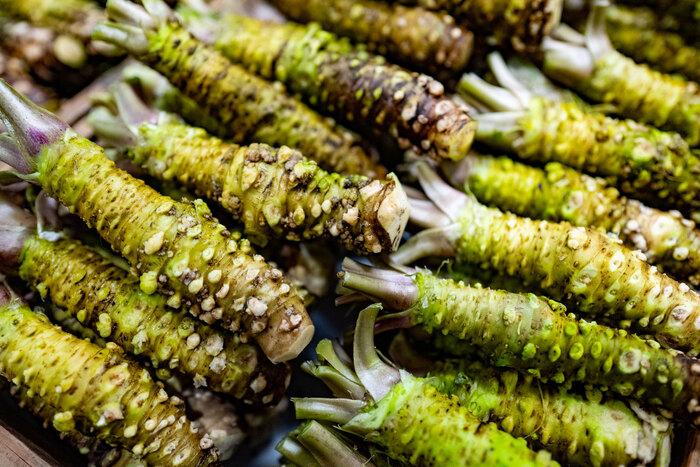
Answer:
[276,429,321,467]
[604,5,700,83]
[94,2,385,180]
[296,420,374,466]
[446,153,700,286]
[427,360,672,466]
[277,422,399,467]
[339,260,700,422]
[267,0,474,76]
[0,0,106,41]
[1,377,145,467]
[377,0,563,52]
[182,11,476,162]
[90,86,409,254]
[458,52,700,217]
[542,1,700,146]
[296,307,558,467]
[393,163,700,355]
[0,80,314,363]
[0,294,218,465]
[13,233,291,405]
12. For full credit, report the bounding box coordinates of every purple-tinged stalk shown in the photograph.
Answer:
[393,162,700,356]
[457,52,700,218]
[339,258,700,422]
[542,0,700,146]
[293,305,559,466]
[0,79,313,363]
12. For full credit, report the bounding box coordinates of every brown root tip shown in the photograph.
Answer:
[258,310,315,364]
[377,173,410,251]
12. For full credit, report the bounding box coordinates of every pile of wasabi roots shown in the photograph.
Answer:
[0,0,699,465]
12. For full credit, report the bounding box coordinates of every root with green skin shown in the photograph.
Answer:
[0,0,105,41]
[447,153,700,286]
[394,161,700,357]
[428,359,672,466]
[267,0,473,76]
[294,306,559,467]
[616,0,700,45]
[0,377,143,467]
[0,78,314,363]
[12,233,290,405]
[180,10,476,161]
[542,1,700,145]
[93,0,384,179]
[457,53,700,217]
[0,294,218,465]
[605,5,700,83]
[372,0,562,52]
[89,85,409,253]
[340,260,700,422]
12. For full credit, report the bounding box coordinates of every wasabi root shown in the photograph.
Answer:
[393,162,700,355]
[377,0,563,52]
[0,202,290,404]
[44,303,248,462]
[0,79,314,363]
[178,8,476,161]
[448,153,700,285]
[616,0,700,45]
[294,306,558,467]
[458,52,700,217]
[1,377,144,467]
[0,291,218,465]
[427,359,672,466]
[542,1,700,145]
[89,85,409,253]
[268,0,473,76]
[93,0,384,179]
[604,5,700,83]
[340,260,700,421]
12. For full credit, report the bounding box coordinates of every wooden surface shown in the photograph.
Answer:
[0,422,55,467]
